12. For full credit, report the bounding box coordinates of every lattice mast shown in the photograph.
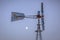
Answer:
[35,2,44,40]
[35,11,42,40]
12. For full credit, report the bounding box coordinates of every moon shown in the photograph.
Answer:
[25,26,28,30]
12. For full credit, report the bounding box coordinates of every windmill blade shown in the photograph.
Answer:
[11,12,25,21]
[41,2,45,30]
[41,2,43,13]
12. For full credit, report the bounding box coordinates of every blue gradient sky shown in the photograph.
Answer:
[0,0,60,40]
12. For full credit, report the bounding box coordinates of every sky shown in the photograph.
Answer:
[0,0,60,40]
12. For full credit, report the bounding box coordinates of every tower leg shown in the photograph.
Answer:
[39,32,42,40]
[35,30,42,40]
[36,32,38,40]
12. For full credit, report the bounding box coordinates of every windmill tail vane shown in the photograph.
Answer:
[11,2,45,40]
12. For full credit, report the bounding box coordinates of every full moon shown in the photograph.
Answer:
[25,26,28,30]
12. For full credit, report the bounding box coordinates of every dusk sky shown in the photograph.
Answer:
[0,0,60,40]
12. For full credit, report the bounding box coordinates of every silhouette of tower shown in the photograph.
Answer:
[35,11,42,40]
[35,2,44,40]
